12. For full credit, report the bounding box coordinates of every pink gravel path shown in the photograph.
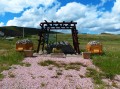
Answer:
[0,55,94,89]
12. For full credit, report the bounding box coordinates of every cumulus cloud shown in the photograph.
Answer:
[55,2,102,33]
[7,1,60,27]
[0,22,4,27]
[56,2,88,21]
[112,0,120,14]
[7,8,43,27]
[4,0,120,34]
[93,0,120,33]
[0,0,56,14]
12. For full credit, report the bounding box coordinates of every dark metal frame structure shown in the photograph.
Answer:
[37,20,80,54]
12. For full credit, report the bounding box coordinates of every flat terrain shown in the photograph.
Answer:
[0,34,120,89]
[0,55,94,89]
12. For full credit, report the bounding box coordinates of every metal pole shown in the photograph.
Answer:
[23,27,24,38]
[56,32,57,45]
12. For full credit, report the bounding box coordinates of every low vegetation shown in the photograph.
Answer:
[0,33,120,81]
[38,60,81,70]
[20,62,31,67]
[57,34,120,79]
[0,51,24,72]
[86,68,105,84]
[64,63,81,70]
[8,71,16,78]
[0,73,4,80]
[0,48,24,79]
[56,69,63,75]
[38,60,60,67]
[40,82,46,87]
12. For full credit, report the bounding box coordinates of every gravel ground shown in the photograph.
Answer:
[0,54,94,89]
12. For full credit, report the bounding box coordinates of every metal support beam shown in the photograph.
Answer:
[37,20,80,54]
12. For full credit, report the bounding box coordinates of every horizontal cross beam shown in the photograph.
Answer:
[43,26,76,29]
[40,20,77,28]
[41,20,77,24]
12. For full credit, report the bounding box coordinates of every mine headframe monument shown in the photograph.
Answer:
[37,20,80,54]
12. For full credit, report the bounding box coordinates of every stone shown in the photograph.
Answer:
[114,75,120,82]
[50,53,66,58]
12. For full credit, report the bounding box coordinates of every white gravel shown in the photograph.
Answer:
[0,55,94,89]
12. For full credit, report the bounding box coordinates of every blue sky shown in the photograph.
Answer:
[0,0,120,34]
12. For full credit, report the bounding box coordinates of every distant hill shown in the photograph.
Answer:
[0,26,39,37]
[101,32,115,35]
[0,26,63,37]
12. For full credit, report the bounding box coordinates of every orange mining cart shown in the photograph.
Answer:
[86,43,102,54]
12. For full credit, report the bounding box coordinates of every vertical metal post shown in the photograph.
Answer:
[56,32,57,45]
[37,37,41,53]
[23,27,24,38]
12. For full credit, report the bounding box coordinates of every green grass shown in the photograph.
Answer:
[39,60,81,70]
[0,34,120,81]
[0,73,4,80]
[80,34,120,79]
[0,51,24,73]
[0,37,35,77]
[86,68,105,84]
[0,49,24,80]
[64,63,81,70]
[38,60,60,67]
[92,51,120,79]
[20,62,31,67]
[57,34,120,79]
[86,68,106,89]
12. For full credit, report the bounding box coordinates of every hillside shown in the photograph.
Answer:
[0,26,39,37]
[0,26,63,37]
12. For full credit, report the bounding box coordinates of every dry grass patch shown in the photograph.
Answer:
[40,82,46,87]
[38,60,81,70]
[20,62,31,67]
[8,71,15,78]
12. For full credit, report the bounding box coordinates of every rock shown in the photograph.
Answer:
[46,41,75,54]
[16,39,33,44]
[114,75,120,82]
[88,41,101,46]
[102,79,112,86]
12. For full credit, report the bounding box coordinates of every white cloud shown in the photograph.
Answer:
[56,2,88,21]
[0,0,56,14]
[76,0,120,33]
[105,31,120,34]
[5,0,120,34]
[0,22,4,27]
[55,2,102,33]
[112,0,120,14]
[7,8,44,27]
[7,1,60,27]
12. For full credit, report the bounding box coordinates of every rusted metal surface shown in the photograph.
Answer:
[37,20,80,54]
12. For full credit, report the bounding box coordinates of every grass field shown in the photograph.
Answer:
[0,34,120,80]
[57,34,120,79]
